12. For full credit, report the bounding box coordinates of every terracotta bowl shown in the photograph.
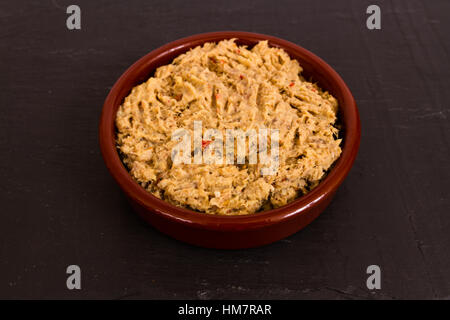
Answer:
[99,31,360,249]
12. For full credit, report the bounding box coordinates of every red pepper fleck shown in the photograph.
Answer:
[239,75,244,80]
[220,59,226,63]
[236,49,240,54]
[312,88,317,92]
[209,57,217,63]
[202,140,212,149]
[289,82,295,87]
[215,94,220,100]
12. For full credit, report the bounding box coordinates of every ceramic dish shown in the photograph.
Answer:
[99,31,361,249]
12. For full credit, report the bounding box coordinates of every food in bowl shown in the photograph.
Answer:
[115,39,342,215]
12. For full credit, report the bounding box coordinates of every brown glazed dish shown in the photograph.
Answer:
[99,31,361,249]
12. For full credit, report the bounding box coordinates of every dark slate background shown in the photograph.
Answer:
[1,0,449,299]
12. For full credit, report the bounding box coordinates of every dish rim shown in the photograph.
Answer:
[99,31,361,231]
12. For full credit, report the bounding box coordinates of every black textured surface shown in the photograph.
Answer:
[1,0,449,299]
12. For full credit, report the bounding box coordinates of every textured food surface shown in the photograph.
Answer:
[116,39,341,215]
